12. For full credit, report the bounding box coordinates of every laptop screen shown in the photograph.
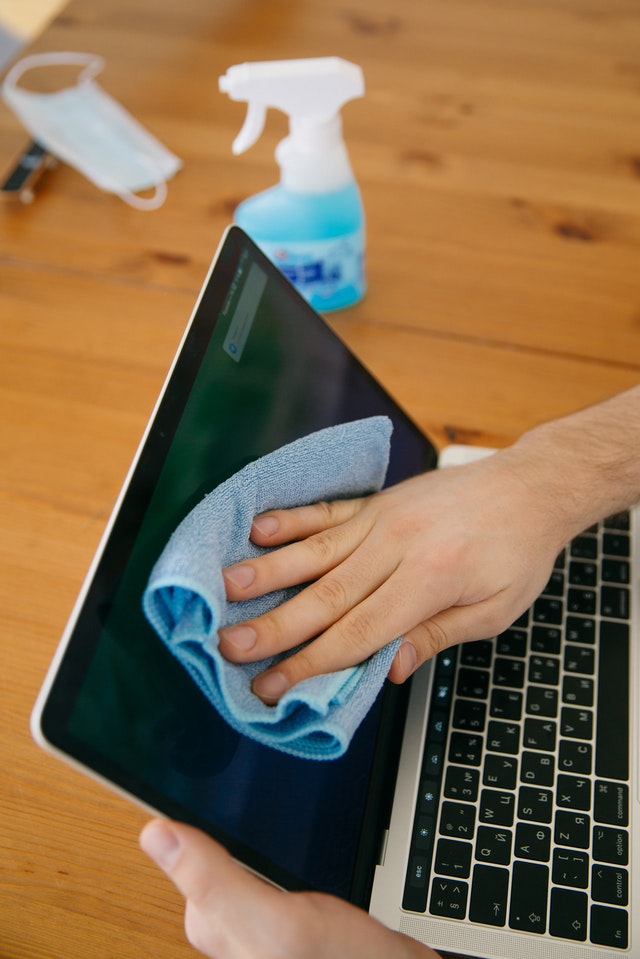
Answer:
[36,227,437,904]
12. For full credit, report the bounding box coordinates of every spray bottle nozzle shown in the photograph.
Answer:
[219,57,364,155]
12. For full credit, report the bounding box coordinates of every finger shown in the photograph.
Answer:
[250,571,434,703]
[387,593,523,684]
[220,536,391,664]
[140,819,285,959]
[249,497,365,546]
[223,509,364,602]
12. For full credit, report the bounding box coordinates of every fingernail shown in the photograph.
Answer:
[253,670,289,703]
[140,820,181,871]
[221,624,258,651]
[396,641,418,679]
[223,564,255,589]
[252,514,279,537]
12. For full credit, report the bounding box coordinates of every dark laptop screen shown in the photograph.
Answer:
[38,227,437,904]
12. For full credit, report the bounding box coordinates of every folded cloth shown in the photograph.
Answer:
[142,416,400,761]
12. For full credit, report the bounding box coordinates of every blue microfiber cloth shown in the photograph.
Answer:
[142,416,400,761]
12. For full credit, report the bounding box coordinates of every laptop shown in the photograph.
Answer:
[32,225,637,958]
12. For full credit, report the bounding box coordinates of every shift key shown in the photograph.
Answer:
[509,862,548,933]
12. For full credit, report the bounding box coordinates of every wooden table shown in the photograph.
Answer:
[2,1,640,956]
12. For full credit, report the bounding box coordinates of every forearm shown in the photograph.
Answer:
[509,385,640,545]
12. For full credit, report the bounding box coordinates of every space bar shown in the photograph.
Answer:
[596,620,629,780]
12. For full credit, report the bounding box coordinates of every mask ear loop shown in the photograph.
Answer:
[116,178,168,211]
[97,150,169,211]
[3,51,105,96]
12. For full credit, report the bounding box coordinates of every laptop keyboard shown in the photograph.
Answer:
[402,513,631,950]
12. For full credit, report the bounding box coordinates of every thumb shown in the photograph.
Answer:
[140,819,258,909]
[388,597,517,683]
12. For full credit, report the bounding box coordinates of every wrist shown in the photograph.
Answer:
[511,388,640,544]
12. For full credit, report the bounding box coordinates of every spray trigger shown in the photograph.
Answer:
[231,99,267,155]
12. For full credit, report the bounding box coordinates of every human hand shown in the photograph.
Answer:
[219,445,575,703]
[139,819,438,959]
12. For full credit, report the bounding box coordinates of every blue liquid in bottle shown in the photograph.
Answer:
[236,181,365,311]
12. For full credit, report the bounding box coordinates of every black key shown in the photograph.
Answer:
[565,616,595,645]
[434,838,472,877]
[474,826,512,866]
[444,766,479,803]
[496,627,527,657]
[490,688,522,720]
[452,698,486,731]
[567,587,596,615]
[456,668,489,700]
[414,816,436,851]
[556,774,591,811]
[403,855,430,912]
[596,620,629,780]
[554,810,590,849]
[564,645,594,674]
[601,558,629,584]
[514,822,551,861]
[603,511,630,531]
[600,585,629,620]
[426,710,448,743]
[592,826,628,865]
[530,626,560,654]
[543,569,564,596]
[512,608,530,627]
[431,677,453,710]
[429,877,468,919]
[422,742,445,778]
[468,864,509,926]
[552,849,589,888]
[528,655,560,685]
[571,535,598,559]
[483,754,517,790]
[520,751,555,786]
[449,732,483,767]
[518,785,552,823]
[554,548,566,569]
[569,560,596,587]
[592,864,628,906]
[508,861,548,933]
[602,532,629,557]
[486,720,520,754]
[523,717,556,751]
[590,904,628,949]
[460,640,493,668]
[562,675,593,706]
[439,801,476,840]
[493,658,525,689]
[526,685,558,717]
[558,740,592,775]
[532,596,563,625]
[436,648,457,678]
[560,706,592,740]
[418,779,439,816]
[549,888,587,942]
[478,789,514,826]
[594,780,629,826]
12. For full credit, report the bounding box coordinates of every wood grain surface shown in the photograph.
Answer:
[2,1,640,956]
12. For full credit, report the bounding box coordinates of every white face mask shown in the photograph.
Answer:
[2,52,182,210]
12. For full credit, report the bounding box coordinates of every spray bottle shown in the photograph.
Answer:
[219,57,365,311]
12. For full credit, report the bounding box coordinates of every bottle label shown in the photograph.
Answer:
[258,230,365,311]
